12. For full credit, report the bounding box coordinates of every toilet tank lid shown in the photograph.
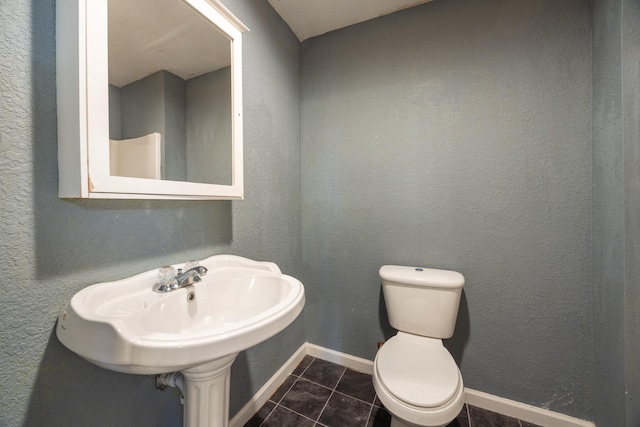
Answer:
[379,265,464,289]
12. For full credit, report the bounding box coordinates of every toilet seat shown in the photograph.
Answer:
[376,333,461,408]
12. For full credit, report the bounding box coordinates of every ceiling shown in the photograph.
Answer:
[267,0,435,41]
[108,0,434,88]
[109,0,230,88]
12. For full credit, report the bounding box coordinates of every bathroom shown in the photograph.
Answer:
[0,0,638,425]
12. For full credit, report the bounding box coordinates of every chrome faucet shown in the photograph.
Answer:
[153,266,208,293]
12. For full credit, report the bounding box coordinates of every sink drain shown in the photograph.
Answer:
[187,291,196,302]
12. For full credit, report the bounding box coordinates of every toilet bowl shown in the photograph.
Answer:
[373,333,464,427]
[373,265,465,427]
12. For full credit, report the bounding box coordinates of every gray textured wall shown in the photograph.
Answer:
[2,0,638,424]
[120,71,188,181]
[592,0,640,425]
[592,0,626,424]
[187,67,232,185]
[0,0,303,425]
[120,71,166,139]
[115,67,232,184]
[301,0,593,419]
[621,0,640,423]
[163,71,188,182]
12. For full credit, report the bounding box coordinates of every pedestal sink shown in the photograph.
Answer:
[56,255,305,427]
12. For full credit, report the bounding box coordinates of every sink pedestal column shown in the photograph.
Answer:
[181,353,239,427]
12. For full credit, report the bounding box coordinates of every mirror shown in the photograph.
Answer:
[108,0,232,185]
[56,0,248,199]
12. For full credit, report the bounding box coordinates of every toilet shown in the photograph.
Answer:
[372,265,465,427]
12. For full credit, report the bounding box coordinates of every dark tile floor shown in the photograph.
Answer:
[244,356,542,427]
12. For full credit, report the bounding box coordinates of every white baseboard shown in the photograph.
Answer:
[464,388,594,427]
[305,342,374,375]
[230,343,595,427]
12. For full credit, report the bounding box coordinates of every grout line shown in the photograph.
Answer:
[273,378,297,405]
[279,405,320,425]
[333,365,347,392]
[257,357,320,427]
[296,356,315,378]
[232,344,309,427]
[364,400,375,427]
[316,390,335,424]
[256,402,277,427]
[332,389,377,406]
[314,367,346,424]
[296,376,334,392]
[275,363,382,427]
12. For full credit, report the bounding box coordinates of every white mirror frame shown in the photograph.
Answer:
[57,0,248,200]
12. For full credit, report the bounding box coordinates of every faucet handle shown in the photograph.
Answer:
[184,260,199,271]
[158,265,177,283]
[154,266,178,292]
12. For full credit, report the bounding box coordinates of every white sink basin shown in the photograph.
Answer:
[56,255,305,375]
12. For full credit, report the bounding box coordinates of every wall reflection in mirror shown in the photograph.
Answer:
[108,0,232,185]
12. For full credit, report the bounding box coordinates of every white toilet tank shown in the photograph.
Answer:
[380,265,464,339]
